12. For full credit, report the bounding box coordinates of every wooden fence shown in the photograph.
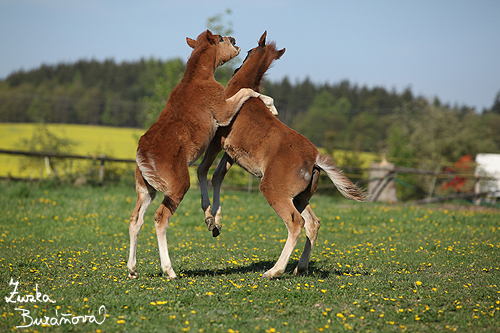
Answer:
[0,148,135,183]
[0,149,498,204]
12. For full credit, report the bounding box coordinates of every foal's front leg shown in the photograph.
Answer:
[216,88,277,126]
[197,141,222,236]
[210,153,235,235]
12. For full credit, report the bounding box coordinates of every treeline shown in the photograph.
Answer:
[1,58,499,164]
[0,58,185,127]
[264,79,500,158]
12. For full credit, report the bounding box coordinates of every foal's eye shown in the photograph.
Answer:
[219,36,224,42]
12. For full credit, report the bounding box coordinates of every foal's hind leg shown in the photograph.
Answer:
[292,168,320,276]
[128,168,156,279]
[293,204,320,275]
[262,199,304,279]
[153,196,181,279]
[260,182,305,279]
[154,168,190,280]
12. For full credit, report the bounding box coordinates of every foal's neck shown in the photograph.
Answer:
[183,47,217,82]
[226,54,268,97]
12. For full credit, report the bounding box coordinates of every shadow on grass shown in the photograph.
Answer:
[146,260,370,279]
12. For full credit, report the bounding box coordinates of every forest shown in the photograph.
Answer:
[1,57,499,168]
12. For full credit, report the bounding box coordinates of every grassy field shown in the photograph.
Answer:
[1,181,499,332]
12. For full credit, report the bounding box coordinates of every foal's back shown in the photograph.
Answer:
[220,41,318,187]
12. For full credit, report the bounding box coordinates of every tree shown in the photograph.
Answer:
[74,87,104,125]
[142,58,185,128]
[27,94,52,123]
[386,100,497,163]
[293,91,351,148]
[18,123,76,179]
[206,8,233,36]
[491,90,500,114]
[263,76,293,125]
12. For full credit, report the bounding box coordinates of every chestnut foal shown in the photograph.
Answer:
[127,30,276,280]
[197,32,367,279]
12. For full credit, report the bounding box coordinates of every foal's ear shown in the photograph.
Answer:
[258,31,267,47]
[186,37,197,49]
[205,29,217,45]
[277,48,286,59]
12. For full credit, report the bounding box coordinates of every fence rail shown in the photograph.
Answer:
[0,149,135,163]
[1,149,498,204]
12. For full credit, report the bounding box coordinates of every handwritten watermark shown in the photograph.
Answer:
[5,278,107,328]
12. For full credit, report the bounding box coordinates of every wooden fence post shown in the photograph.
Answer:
[98,154,105,184]
[44,156,52,176]
[369,159,398,203]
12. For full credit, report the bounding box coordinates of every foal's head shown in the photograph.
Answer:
[186,30,241,68]
[229,31,285,92]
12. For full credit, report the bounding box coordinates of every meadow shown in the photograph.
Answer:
[1,181,499,332]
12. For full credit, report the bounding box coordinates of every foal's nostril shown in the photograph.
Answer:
[228,37,236,46]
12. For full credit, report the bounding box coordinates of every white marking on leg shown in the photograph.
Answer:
[156,225,177,279]
[127,188,155,278]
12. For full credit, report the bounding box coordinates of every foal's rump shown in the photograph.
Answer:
[135,148,168,194]
[136,143,191,196]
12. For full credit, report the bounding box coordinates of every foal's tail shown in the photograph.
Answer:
[315,154,368,202]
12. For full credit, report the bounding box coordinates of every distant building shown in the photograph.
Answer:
[475,154,500,198]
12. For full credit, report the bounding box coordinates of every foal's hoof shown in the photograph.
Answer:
[128,272,138,279]
[212,226,221,238]
[293,266,308,276]
[206,216,221,237]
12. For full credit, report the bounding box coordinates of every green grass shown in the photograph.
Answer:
[1,182,499,332]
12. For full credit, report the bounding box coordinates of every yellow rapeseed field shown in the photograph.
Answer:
[0,123,380,179]
[0,123,145,178]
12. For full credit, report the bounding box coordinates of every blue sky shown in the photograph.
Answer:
[1,0,499,111]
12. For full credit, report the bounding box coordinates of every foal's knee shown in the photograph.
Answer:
[287,213,305,237]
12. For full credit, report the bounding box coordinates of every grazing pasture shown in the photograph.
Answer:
[1,182,499,332]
